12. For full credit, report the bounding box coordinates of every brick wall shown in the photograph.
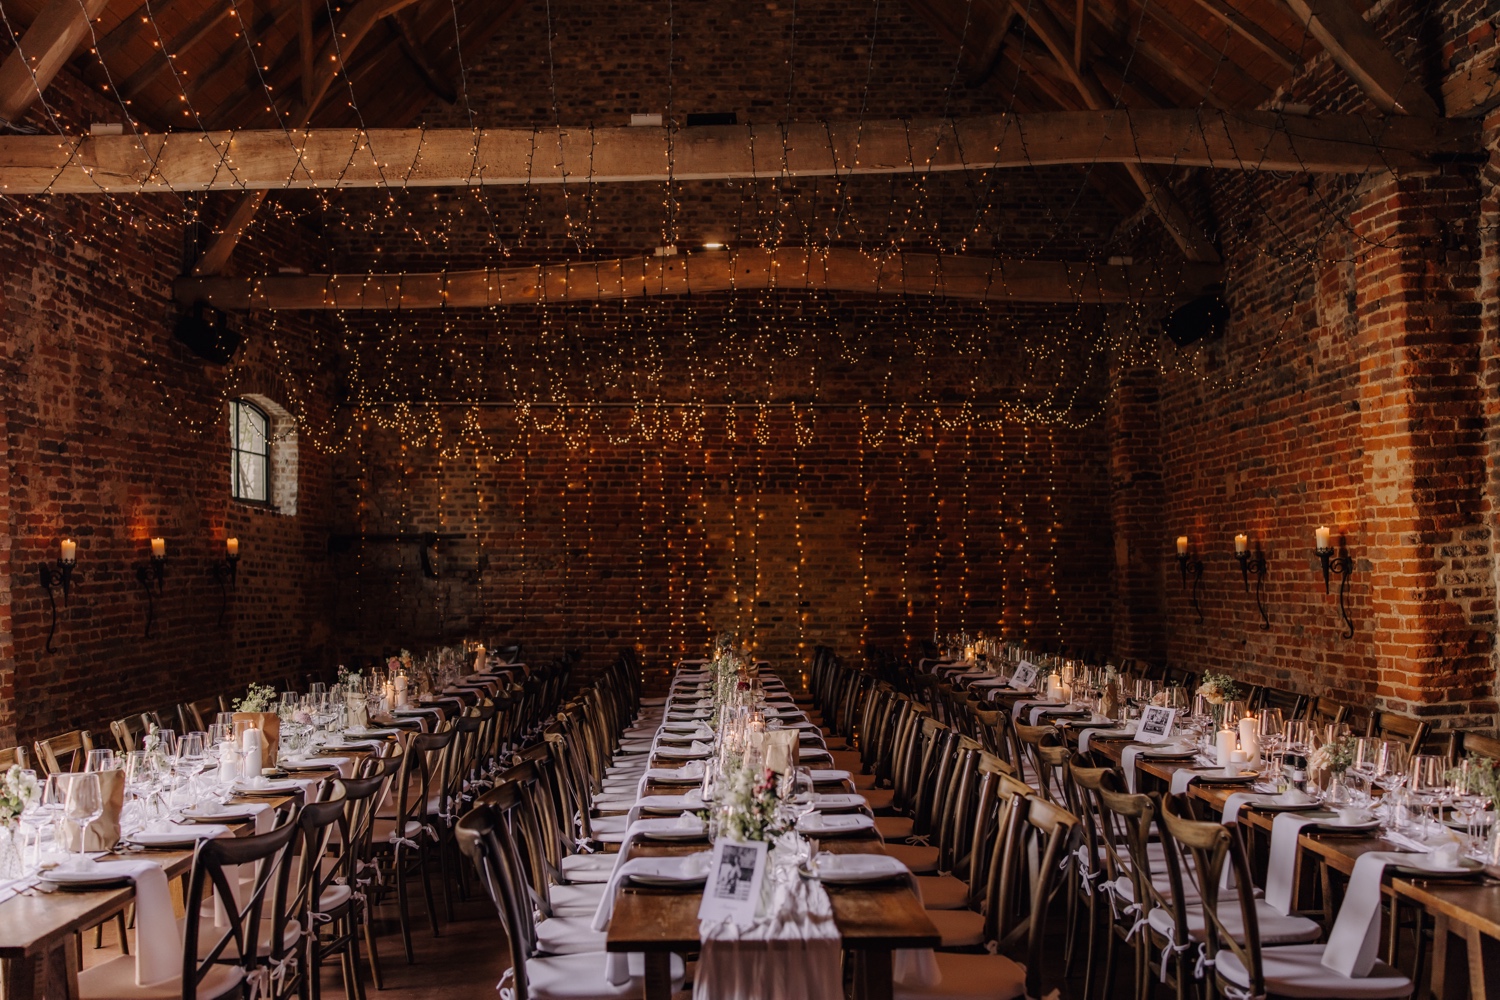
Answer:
[1108,0,1500,727]
[0,78,338,745]
[329,404,1114,671]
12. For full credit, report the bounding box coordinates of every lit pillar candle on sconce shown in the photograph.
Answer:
[40,537,80,654]
[1313,525,1355,638]
[136,536,167,639]
[213,537,242,625]
[1174,535,1205,624]
[1234,532,1270,631]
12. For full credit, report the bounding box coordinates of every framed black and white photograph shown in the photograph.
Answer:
[1136,706,1178,744]
[698,838,767,924]
[1009,661,1039,690]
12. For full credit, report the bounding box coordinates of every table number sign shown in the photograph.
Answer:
[1008,661,1039,690]
[1135,706,1178,744]
[698,838,768,927]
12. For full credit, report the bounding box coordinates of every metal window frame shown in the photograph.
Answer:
[230,399,272,506]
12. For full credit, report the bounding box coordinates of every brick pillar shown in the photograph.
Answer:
[1107,355,1168,665]
[1350,170,1494,725]
[0,401,13,747]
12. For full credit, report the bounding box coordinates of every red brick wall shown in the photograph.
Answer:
[0,78,338,745]
[1115,0,1500,726]
[329,404,1113,671]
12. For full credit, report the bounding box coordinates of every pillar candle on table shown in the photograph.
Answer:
[1239,716,1261,761]
[241,727,263,777]
[1216,728,1237,768]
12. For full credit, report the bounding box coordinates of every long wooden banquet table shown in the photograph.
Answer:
[1075,722,1500,1000]
[603,672,940,1000]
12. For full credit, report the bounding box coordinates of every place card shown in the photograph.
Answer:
[1135,706,1178,744]
[1008,661,1039,690]
[698,838,768,927]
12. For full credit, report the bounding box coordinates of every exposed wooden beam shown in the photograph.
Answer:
[93,0,180,64]
[300,0,314,106]
[384,13,456,104]
[1182,0,1299,74]
[173,248,1225,309]
[191,0,429,275]
[0,0,111,125]
[117,2,235,100]
[1278,0,1439,116]
[0,113,1473,194]
[1010,0,1219,263]
[1121,0,1273,101]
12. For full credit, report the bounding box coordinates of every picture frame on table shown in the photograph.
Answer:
[698,838,767,926]
[1135,706,1178,744]
[1008,661,1039,690]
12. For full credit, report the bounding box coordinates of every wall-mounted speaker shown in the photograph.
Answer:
[174,302,240,365]
[1163,294,1229,347]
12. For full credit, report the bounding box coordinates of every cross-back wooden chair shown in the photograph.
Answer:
[1304,696,1349,732]
[1366,711,1430,758]
[1460,730,1500,762]
[34,729,93,776]
[0,746,29,770]
[109,717,143,754]
[1158,796,1412,1000]
[1255,685,1307,721]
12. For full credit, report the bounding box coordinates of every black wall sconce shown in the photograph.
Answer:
[1234,534,1270,631]
[211,537,240,626]
[1175,535,1205,625]
[136,537,166,638]
[1315,527,1355,639]
[39,538,78,654]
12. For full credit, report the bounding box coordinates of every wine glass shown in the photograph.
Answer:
[1409,755,1448,839]
[85,749,117,773]
[1283,720,1311,758]
[60,772,102,870]
[1451,760,1487,851]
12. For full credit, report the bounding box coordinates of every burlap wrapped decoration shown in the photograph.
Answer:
[232,712,281,768]
[61,769,125,853]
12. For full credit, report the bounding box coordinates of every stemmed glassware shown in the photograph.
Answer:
[59,772,102,870]
[1408,755,1448,840]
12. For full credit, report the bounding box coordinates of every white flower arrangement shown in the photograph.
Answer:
[234,682,278,713]
[0,766,38,826]
[1195,672,1241,706]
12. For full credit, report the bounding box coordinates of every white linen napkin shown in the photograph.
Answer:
[1321,852,1409,977]
[645,762,706,783]
[1265,813,1326,914]
[590,850,712,932]
[1169,770,1198,797]
[91,859,179,985]
[694,869,842,1000]
[1121,745,1148,793]
[591,814,709,932]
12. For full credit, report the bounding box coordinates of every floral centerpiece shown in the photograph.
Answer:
[0,766,38,827]
[1448,757,1500,804]
[1195,671,1241,706]
[1308,734,1354,776]
[234,682,278,713]
[716,764,788,843]
[232,682,282,767]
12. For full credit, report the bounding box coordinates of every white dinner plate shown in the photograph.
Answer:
[235,779,303,795]
[796,812,875,836]
[625,852,712,887]
[41,868,132,888]
[808,853,909,884]
[640,822,709,841]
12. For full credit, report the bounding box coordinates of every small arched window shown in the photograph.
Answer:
[230,399,271,504]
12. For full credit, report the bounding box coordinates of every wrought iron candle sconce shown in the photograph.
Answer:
[1175,537,1205,625]
[211,538,240,626]
[1315,531,1355,639]
[136,537,166,638]
[1235,538,1270,631]
[39,539,78,654]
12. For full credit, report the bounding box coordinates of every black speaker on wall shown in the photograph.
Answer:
[174,302,240,364]
[1163,294,1229,347]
